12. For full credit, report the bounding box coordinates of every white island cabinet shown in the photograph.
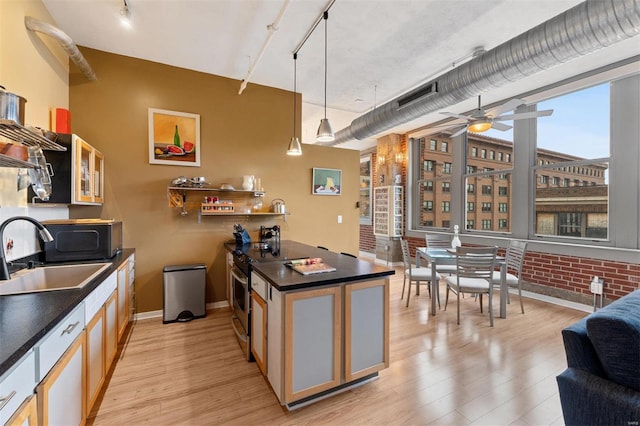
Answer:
[260,276,389,409]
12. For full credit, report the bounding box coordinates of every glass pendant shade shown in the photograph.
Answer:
[287,136,302,156]
[468,119,492,133]
[316,118,334,142]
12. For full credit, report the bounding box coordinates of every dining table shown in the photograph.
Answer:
[416,247,508,319]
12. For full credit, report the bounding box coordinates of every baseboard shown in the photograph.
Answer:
[518,289,593,314]
[134,300,230,321]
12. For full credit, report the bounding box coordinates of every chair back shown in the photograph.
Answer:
[426,233,451,249]
[454,246,497,280]
[400,239,413,271]
[505,240,527,275]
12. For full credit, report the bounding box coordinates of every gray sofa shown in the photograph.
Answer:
[557,289,640,426]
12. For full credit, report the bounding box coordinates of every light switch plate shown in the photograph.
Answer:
[337,215,342,224]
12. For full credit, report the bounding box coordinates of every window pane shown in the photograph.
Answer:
[535,163,608,239]
[359,156,372,224]
[415,136,453,229]
[534,84,610,240]
[465,173,513,233]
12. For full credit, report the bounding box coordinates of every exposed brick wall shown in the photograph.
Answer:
[401,235,638,302]
[359,224,375,252]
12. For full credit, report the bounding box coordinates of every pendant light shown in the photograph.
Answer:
[316,11,334,143]
[287,53,302,156]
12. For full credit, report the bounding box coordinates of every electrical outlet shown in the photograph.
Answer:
[337,215,342,224]
[590,276,604,295]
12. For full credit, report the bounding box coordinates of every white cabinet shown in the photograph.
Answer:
[0,351,36,425]
[104,291,118,372]
[36,305,84,381]
[86,306,105,413]
[263,278,390,406]
[251,292,267,375]
[226,252,233,309]
[36,333,85,426]
[117,260,129,340]
[373,185,403,237]
[6,394,38,426]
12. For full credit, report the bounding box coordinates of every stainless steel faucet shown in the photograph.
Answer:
[0,216,54,280]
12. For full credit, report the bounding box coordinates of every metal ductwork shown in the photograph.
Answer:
[25,16,97,82]
[327,0,640,146]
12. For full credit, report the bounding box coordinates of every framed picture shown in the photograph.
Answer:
[148,108,200,166]
[312,168,342,195]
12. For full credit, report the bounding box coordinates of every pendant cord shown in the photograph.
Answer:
[323,11,328,119]
[293,53,297,136]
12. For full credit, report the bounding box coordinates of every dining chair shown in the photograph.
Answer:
[492,240,527,314]
[444,246,497,326]
[400,239,441,307]
[425,233,458,275]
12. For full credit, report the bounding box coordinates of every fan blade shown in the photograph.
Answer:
[441,111,471,120]
[450,125,468,138]
[494,109,554,121]
[488,98,526,117]
[491,122,512,131]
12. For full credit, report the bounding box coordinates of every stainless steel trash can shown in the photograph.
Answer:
[163,264,206,324]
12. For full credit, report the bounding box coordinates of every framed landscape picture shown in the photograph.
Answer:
[148,108,201,166]
[312,168,341,195]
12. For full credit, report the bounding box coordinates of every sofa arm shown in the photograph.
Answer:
[557,368,640,426]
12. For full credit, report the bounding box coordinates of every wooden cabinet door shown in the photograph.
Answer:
[344,279,390,381]
[37,333,85,426]
[6,394,38,426]
[251,292,267,375]
[284,287,341,403]
[116,262,129,340]
[86,308,105,414]
[104,291,118,372]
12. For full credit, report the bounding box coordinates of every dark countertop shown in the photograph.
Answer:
[0,248,135,377]
[225,240,394,291]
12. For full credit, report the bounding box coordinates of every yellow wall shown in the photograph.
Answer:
[69,48,360,313]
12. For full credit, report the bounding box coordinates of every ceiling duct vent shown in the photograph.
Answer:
[397,82,438,109]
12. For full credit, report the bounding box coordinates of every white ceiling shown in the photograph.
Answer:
[41,0,640,151]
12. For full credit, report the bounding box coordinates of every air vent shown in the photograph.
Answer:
[397,82,438,108]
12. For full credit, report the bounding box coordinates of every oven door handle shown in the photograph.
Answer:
[231,317,248,342]
[231,268,248,285]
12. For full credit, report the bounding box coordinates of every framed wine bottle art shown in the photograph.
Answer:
[148,108,201,166]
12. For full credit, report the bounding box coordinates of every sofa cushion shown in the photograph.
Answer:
[586,290,640,391]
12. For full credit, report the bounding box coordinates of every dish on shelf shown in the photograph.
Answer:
[220,183,235,190]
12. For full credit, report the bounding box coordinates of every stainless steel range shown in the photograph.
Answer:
[229,240,318,361]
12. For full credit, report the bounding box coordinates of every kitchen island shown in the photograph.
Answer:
[234,241,394,410]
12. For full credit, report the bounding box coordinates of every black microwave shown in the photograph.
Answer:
[41,219,122,262]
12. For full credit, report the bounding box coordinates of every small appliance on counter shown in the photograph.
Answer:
[41,219,122,262]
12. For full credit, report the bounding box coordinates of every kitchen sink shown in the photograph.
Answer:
[0,262,111,296]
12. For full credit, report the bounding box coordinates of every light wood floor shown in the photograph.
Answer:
[88,267,586,426]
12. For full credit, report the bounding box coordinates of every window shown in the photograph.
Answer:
[481,149,487,158]
[498,186,508,196]
[424,220,434,227]
[359,156,372,225]
[499,219,508,229]
[489,150,495,160]
[430,139,437,150]
[482,219,492,229]
[424,201,433,211]
[423,181,434,191]
[535,83,610,240]
[482,185,492,195]
[442,201,450,212]
[441,182,450,192]
[467,202,475,212]
[442,220,450,228]
[466,220,474,229]
[552,176,559,186]
[442,162,452,174]
[498,152,504,161]
[424,160,435,171]
[499,173,508,180]
[505,153,511,162]
[466,165,477,174]
[498,203,508,213]
[441,141,448,153]
[471,147,478,157]
[481,202,492,212]
[467,183,475,193]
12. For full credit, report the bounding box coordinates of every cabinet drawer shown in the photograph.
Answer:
[251,272,267,301]
[36,304,84,381]
[85,270,117,322]
[0,350,35,425]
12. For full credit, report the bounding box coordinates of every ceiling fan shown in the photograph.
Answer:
[437,95,554,137]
